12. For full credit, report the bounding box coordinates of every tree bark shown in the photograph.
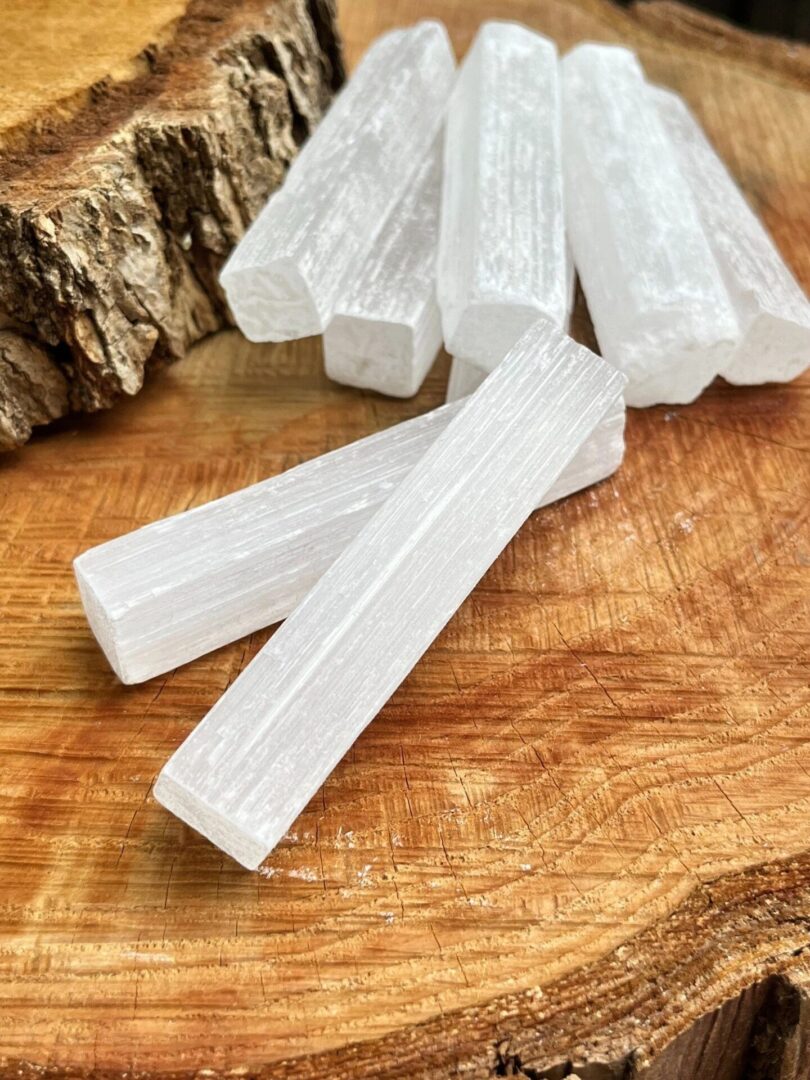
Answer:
[0,0,343,450]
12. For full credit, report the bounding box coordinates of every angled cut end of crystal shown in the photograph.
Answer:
[442,303,558,375]
[725,310,810,386]
[74,557,133,684]
[324,316,414,396]
[220,257,323,343]
[324,308,441,398]
[618,326,737,408]
[154,770,268,870]
[543,394,626,504]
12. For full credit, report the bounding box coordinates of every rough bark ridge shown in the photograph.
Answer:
[0,0,343,450]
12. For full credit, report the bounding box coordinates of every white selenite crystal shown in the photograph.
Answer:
[446,356,488,401]
[561,43,741,407]
[75,397,625,686]
[653,86,810,386]
[437,21,567,372]
[154,322,626,869]
[445,236,577,406]
[323,134,444,397]
[219,21,455,342]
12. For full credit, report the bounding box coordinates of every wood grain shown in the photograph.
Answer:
[0,0,188,148]
[0,0,342,449]
[0,0,808,1075]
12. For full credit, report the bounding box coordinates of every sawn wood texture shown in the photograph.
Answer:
[0,0,808,1076]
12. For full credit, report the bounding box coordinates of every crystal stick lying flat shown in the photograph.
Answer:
[561,44,740,407]
[653,87,810,386]
[323,134,444,397]
[75,397,625,685]
[437,21,567,373]
[154,323,626,869]
[220,22,455,342]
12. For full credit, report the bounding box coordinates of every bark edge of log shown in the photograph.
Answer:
[0,0,344,450]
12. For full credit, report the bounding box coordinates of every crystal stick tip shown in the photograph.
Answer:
[156,322,626,868]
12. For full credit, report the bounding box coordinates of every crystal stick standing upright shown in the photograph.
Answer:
[446,244,577,402]
[561,44,740,407]
[154,322,626,869]
[653,87,810,386]
[437,21,567,373]
[75,399,625,684]
[323,135,444,397]
[220,21,455,342]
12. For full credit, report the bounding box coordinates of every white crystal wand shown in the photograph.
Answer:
[74,398,624,684]
[438,21,567,372]
[220,21,455,342]
[653,86,810,386]
[561,44,740,406]
[323,133,444,398]
[155,322,626,869]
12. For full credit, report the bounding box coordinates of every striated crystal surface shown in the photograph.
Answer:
[76,396,624,685]
[323,134,444,397]
[220,22,455,342]
[154,322,626,869]
[653,87,810,386]
[562,44,740,407]
[437,21,567,372]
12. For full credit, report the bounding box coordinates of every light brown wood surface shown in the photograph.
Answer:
[1,1,809,1076]
[0,0,188,146]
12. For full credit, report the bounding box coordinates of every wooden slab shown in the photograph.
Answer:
[0,0,342,450]
[0,0,809,1075]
